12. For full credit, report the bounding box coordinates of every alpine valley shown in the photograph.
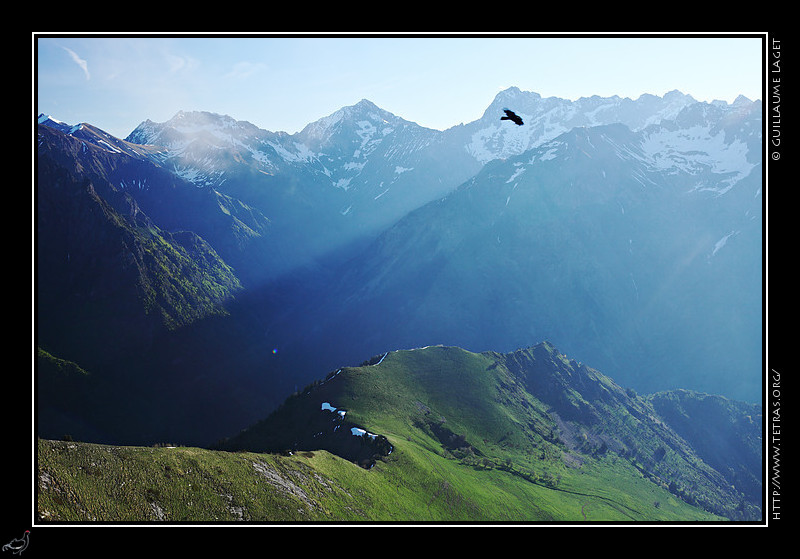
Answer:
[35,87,764,523]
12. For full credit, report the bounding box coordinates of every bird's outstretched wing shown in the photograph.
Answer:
[501,109,523,125]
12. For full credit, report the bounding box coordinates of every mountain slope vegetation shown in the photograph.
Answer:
[36,124,291,446]
[38,343,760,522]
[36,145,241,353]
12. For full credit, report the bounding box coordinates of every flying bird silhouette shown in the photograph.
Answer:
[501,109,523,126]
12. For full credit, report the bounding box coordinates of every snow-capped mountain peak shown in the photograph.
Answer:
[37,113,167,163]
[295,98,422,152]
[462,88,705,164]
[38,113,79,134]
[126,110,265,151]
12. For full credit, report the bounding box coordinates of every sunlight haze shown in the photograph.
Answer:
[35,34,763,139]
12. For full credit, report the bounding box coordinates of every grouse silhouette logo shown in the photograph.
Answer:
[2,531,29,556]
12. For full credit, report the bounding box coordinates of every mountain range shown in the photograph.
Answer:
[118,87,759,282]
[34,87,763,521]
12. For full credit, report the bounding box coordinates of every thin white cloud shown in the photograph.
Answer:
[224,61,267,79]
[62,46,90,80]
[165,53,199,75]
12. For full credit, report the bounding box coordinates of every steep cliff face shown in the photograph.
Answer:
[648,390,763,505]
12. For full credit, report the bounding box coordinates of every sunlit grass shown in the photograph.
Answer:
[37,344,738,523]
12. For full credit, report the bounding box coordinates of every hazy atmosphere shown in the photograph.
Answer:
[36,34,762,138]
[32,33,767,529]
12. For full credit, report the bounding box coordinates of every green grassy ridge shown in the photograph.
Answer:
[328,346,558,464]
[37,438,366,522]
[37,433,718,523]
[216,343,754,521]
[37,343,757,522]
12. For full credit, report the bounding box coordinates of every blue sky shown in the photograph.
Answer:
[35,34,764,139]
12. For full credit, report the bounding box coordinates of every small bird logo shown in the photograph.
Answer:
[501,109,524,126]
[2,531,29,555]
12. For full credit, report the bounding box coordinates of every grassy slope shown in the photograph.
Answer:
[37,436,714,522]
[37,345,725,522]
